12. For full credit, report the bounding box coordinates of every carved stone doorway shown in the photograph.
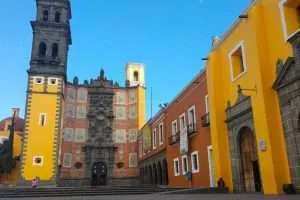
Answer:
[239,127,262,192]
[91,162,107,186]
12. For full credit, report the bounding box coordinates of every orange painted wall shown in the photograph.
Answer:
[165,70,211,188]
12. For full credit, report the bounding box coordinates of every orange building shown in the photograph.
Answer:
[165,69,212,188]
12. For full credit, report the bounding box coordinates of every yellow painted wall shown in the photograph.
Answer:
[207,0,296,195]
[137,87,146,129]
[21,76,63,182]
[0,127,23,184]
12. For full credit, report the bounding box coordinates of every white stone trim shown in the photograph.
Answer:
[39,113,47,127]
[228,40,247,81]
[187,105,197,127]
[159,122,164,146]
[207,145,216,187]
[32,156,44,166]
[191,151,200,174]
[173,157,180,176]
[205,95,209,114]
[152,128,157,149]
[33,76,45,85]
[48,77,59,85]
[279,0,300,41]
[179,112,186,131]
[171,120,178,136]
[181,154,189,175]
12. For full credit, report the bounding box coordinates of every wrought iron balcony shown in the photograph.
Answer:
[201,113,210,127]
[168,132,180,145]
[187,123,197,136]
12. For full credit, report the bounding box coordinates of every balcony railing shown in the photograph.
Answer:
[168,132,180,145]
[201,113,210,127]
[187,123,197,136]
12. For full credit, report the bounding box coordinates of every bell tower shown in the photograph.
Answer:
[125,63,145,87]
[20,0,72,185]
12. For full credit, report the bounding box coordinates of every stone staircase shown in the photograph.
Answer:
[0,185,179,198]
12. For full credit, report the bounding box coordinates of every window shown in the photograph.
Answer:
[191,151,200,173]
[133,71,139,82]
[171,120,178,136]
[34,76,44,84]
[229,41,247,80]
[205,95,209,114]
[42,10,48,21]
[55,12,61,23]
[188,105,196,131]
[74,162,83,169]
[179,113,186,131]
[38,42,47,57]
[63,153,72,168]
[153,128,157,149]
[159,123,164,145]
[48,77,58,85]
[39,113,46,127]
[33,156,43,166]
[182,155,189,175]
[173,158,180,176]
[52,43,58,59]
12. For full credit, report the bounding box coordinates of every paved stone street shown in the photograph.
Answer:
[2,194,300,200]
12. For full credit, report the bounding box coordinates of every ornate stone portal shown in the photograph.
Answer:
[85,69,116,185]
[225,86,262,192]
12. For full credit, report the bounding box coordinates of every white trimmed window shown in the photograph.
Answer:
[171,120,178,136]
[229,41,247,81]
[152,128,157,149]
[191,151,200,173]
[39,113,47,127]
[159,123,164,145]
[205,95,209,114]
[34,76,44,84]
[63,153,72,168]
[181,155,189,175]
[188,105,196,129]
[173,158,180,176]
[33,156,44,166]
[48,77,58,85]
[179,113,186,131]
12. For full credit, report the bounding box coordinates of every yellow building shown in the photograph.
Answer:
[207,0,300,195]
[0,108,24,185]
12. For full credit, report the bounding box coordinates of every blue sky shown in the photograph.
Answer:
[0,0,251,120]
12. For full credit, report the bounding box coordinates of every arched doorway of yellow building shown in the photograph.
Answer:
[238,127,262,193]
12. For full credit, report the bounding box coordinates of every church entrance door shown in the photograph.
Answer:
[92,162,107,186]
[239,127,262,192]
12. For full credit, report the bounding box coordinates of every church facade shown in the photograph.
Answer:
[20,0,146,186]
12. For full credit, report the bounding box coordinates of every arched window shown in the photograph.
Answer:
[52,43,58,59]
[134,71,139,82]
[38,42,47,57]
[43,10,49,22]
[55,12,61,23]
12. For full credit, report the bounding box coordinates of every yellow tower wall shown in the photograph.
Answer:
[21,76,64,183]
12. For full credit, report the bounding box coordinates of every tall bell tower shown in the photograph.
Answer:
[20,0,72,185]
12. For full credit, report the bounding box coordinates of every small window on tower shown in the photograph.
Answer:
[39,113,47,127]
[39,42,47,57]
[48,78,57,85]
[33,156,43,166]
[134,71,139,82]
[43,10,49,22]
[52,43,58,59]
[34,77,44,84]
[55,12,61,23]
